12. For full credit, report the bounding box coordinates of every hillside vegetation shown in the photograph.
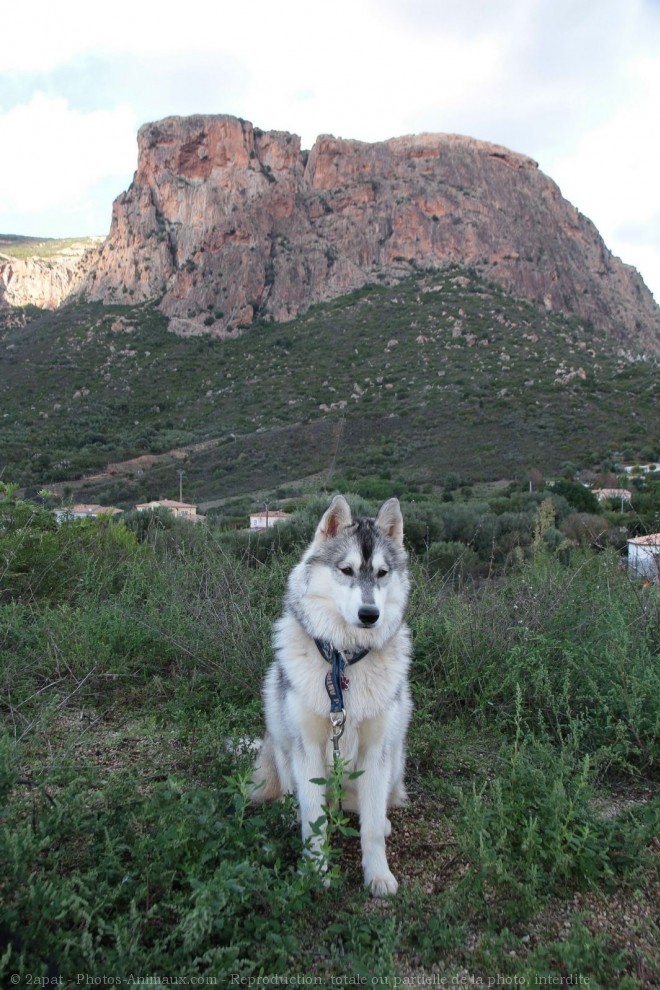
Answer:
[0,235,102,260]
[1,268,658,503]
[1,486,658,984]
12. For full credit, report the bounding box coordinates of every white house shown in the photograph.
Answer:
[593,488,632,504]
[135,499,200,520]
[627,534,660,582]
[54,503,122,523]
[622,464,658,475]
[249,510,290,530]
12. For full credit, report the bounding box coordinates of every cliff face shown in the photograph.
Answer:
[86,114,660,351]
[0,240,102,310]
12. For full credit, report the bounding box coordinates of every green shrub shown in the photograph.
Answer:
[333,476,407,501]
[1,492,141,605]
[426,540,480,582]
[560,511,609,547]
[455,694,656,923]
[0,747,319,980]
[551,479,600,513]
[402,501,447,552]
[410,548,660,772]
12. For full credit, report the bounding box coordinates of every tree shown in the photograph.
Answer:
[560,513,609,549]
[551,479,599,514]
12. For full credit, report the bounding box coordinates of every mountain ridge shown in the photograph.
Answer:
[2,115,659,500]
[84,113,660,354]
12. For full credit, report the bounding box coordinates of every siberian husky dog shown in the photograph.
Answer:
[251,495,412,896]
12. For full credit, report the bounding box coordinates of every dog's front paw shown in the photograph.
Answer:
[367,870,399,897]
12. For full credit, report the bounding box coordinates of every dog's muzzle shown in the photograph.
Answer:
[358,605,380,627]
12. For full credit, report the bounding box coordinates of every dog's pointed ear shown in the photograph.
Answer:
[375,498,404,546]
[315,495,352,542]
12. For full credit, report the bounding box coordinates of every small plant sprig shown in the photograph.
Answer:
[306,756,363,886]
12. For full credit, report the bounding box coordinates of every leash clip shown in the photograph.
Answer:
[330,708,346,758]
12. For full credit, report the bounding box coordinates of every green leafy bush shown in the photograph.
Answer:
[1,488,141,605]
[457,699,611,921]
[426,540,481,581]
[456,694,659,923]
[0,748,319,980]
[410,547,660,772]
[551,479,600,513]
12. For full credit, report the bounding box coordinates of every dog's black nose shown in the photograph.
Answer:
[358,605,380,626]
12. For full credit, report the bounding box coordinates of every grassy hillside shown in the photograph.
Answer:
[0,234,102,259]
[1,267,658,502]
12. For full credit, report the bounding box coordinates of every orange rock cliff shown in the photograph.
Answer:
[85,114,660,352]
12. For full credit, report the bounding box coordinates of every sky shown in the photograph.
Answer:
[1,0,659,302]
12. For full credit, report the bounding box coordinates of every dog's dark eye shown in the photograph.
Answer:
[339,565,354,577]
[377,568,389,579]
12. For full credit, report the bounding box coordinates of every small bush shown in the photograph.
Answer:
[551,479,600,513]
[1,494,141,605]
[426,540,480,582]
[0,748,318,979]
[410,547,660,772]
[455,696,651,922]
[561,511,609,547]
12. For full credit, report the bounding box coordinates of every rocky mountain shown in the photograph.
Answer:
[0,238,102,310]
[86,114,660,353]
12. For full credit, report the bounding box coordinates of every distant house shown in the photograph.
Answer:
[622,464,658,475]
[54,503,123,523]
[593,488,632,504]
[627,534,660,582]
[249,510,290,530]
[135,499,200,520]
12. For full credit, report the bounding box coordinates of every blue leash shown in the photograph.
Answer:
[314,638,369,713]
[314,638,370,758]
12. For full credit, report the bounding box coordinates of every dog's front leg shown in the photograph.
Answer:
[357,746,398,896]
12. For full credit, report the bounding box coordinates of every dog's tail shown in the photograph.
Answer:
[249,734,284,803]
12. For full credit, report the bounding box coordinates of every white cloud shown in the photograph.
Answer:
[246,35,503,150]
[0,92,137,229]
[547,56,660,301]
[1,0,238,71]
